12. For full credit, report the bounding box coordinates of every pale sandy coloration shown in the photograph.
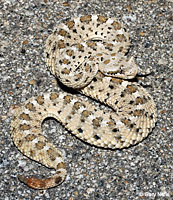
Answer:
[11,15,157,189]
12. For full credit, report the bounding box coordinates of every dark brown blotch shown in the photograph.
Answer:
[112,21,121,30]
[66,49,74,56]
[80,15,92,23]
[25,134,37,142]
[76,43,84,51]
[116,34,127,42]
[57,162,66,169]
[86,41,96,47]
[36,95,44,105]
[121,118,131,126]
[50,93,59,101]
[47,148,57,161]
[135,97,144,105]
[58,40,65,49]
[19,124,31,131]
[26,103,36,111]
[133,109,144,116]
[17,139,23,148]
[74,102,81,110]
[30,149,36,157]
[64,95,72,104]
[66,20,75,29]
[19,113,31,121]
[111,77,123,84]
[62,59,70,65]
[92,117,102,128]
[58,29,67,36]
[118,46,124,53]
[97,15,108,23]
[82,110,91,118]
[35,141,46,150]
[55,176,62,184]
[107,120,115,127]
[127,85,137,93]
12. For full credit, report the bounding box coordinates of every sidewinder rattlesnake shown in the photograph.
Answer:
[10,15,157,189]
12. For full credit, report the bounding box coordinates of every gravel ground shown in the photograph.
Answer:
[0,0,172,199]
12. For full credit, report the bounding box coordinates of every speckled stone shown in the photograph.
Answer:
[0,0,172,199]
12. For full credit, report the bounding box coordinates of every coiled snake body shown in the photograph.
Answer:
[11,15,157,189]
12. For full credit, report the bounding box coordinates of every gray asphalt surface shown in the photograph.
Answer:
[0,0,172,199]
